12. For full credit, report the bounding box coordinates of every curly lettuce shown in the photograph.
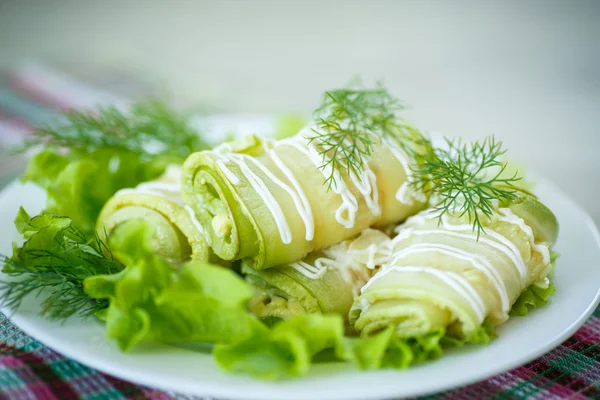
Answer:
[214,314,347,380]
[2,208,122,320]
[214,314,496,380]
[84,219,261,351]
[20,102,207,236]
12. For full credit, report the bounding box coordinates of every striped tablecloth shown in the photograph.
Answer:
[0,63,599,400]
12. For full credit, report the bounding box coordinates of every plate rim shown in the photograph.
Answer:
[1,177,600,400]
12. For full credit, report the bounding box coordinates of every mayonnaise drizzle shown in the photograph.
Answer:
[266,141,315,241]
[288,254,370,297]
[359,205,552,324]
[389,243,510,313]
[184,204,205,233]
[215,151,293,244]
[288,260,327,279]
[384,138,426,205]
[296,136,359,227]
[212,131,383,242]
[394,228,528,281]
[498,207,551,265]
[397,212,529,281]
[361,265,486,323]
[216,160,240,184]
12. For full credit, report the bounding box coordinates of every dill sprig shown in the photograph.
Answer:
[18,101,206,159]
[306,82,521,236]
[1,215,123,321]
[306,83,428,189]
[411,136,522,236]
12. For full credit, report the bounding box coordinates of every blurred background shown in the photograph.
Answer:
[0,0,599,223]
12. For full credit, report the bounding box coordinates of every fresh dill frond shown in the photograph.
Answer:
[1,212,123,321]
[306,82,429,190]
[411,136,522,237]
[304,82,522,237]
[19,101,206,159]
[0,257,111,320]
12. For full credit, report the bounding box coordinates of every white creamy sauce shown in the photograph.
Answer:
[349,168,381,217]
[498,207,551,265]
[289,254,369,297]
[302,138,359,228]
[294,129,381,227]
[184,204,205,233]
[394,228,527,282]
[389,243,510,313]
[266,140,315,241]
[359,205,551,323]
[397,212,529,281]
[210,129,385,242]
[345,241,391,270]
[213,152,293,244]
[361,265,486,323]
[384,138,427,205]
[366,244,379,270]
[215,160,240,184]
[288,260,327,279]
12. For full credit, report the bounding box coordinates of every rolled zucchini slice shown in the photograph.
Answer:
[181,126,427,271]
[245,229,389,323]
[350,192,559,340]
[97,166,210,264]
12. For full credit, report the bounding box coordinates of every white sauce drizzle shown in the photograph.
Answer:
[360,206,549,322]
[184,204,205,233]
[266,141,315,241]
[361,265,486,323]
[211,130,383,242]
[288,255,370,297]
[288,260,327,279]
[389,243,510,313]
[216,160,240,184]
[297,136,359,227]
[498,207,551,265]
[384,138,426,205]
[394,228,528,281]
[214,152,293,244]
[347,242,391,270]
[366,244,379,270]
[396,212,529,281]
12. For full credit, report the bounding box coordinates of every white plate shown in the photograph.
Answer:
[1,177,599,400]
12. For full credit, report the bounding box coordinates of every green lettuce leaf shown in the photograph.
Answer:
[214,313,496,380]
[22,148,166,236]
[214,313,347,380]
[510,281,556,316]
[84,219,261,351]
[1,208,122,320]
[347,320,495,371]
[510,252,558,317]
[20,102,207,236]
